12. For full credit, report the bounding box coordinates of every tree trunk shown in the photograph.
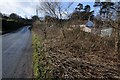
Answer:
[115,21,119,55]
[114,21,120,71]
[117,22,120,60]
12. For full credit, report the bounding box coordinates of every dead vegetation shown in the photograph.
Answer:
[33,21,120,79]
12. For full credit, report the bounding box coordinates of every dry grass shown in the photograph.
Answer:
[33,21,120,79]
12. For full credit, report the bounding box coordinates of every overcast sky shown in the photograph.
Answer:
[0,0,118,19]
[0,0,38,18]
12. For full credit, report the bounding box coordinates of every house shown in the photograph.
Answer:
[79,21,113,37]
[79,24,92,33]
[80,21,94,33]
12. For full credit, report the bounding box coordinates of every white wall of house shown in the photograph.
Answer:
[83,27,91,33]
[80,24,91,33]
[100,28,113,37]
[79,24,113,37]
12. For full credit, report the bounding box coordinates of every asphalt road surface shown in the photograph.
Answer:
[2,26,33,78]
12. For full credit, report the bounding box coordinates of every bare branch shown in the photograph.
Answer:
[37,2,74,19]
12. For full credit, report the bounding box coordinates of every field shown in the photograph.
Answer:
[32,20,120,79]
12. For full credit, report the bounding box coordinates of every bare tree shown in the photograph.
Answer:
[38,2,74,19]
[37,1,74,38]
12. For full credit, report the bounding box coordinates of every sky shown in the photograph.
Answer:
[0,1,38,18]
[0,0,119,19]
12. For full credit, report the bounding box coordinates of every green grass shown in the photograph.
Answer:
[32,32,52,80]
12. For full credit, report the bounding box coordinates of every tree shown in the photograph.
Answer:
[71,3,93,20]
[0,12,2,18]
[100,2,114,20]
[94,1,120,55]
[93,0,102,7]
[94,1,115,28]
[39,2,61,27]
[38,2,74,19]
[37,2,74,39]
[9,13,20,20]
[94,1,115,21]
[84,5,91,12]
[38,2,73,27]
[77,3,83,11]
[38,2,61,19]
[32,15,39,22]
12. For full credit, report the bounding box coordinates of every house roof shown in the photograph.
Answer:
[86,21,94,28]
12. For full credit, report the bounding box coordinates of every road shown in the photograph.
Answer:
[2,26,33,78]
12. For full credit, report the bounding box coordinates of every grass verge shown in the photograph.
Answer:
[32,32,52,79]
